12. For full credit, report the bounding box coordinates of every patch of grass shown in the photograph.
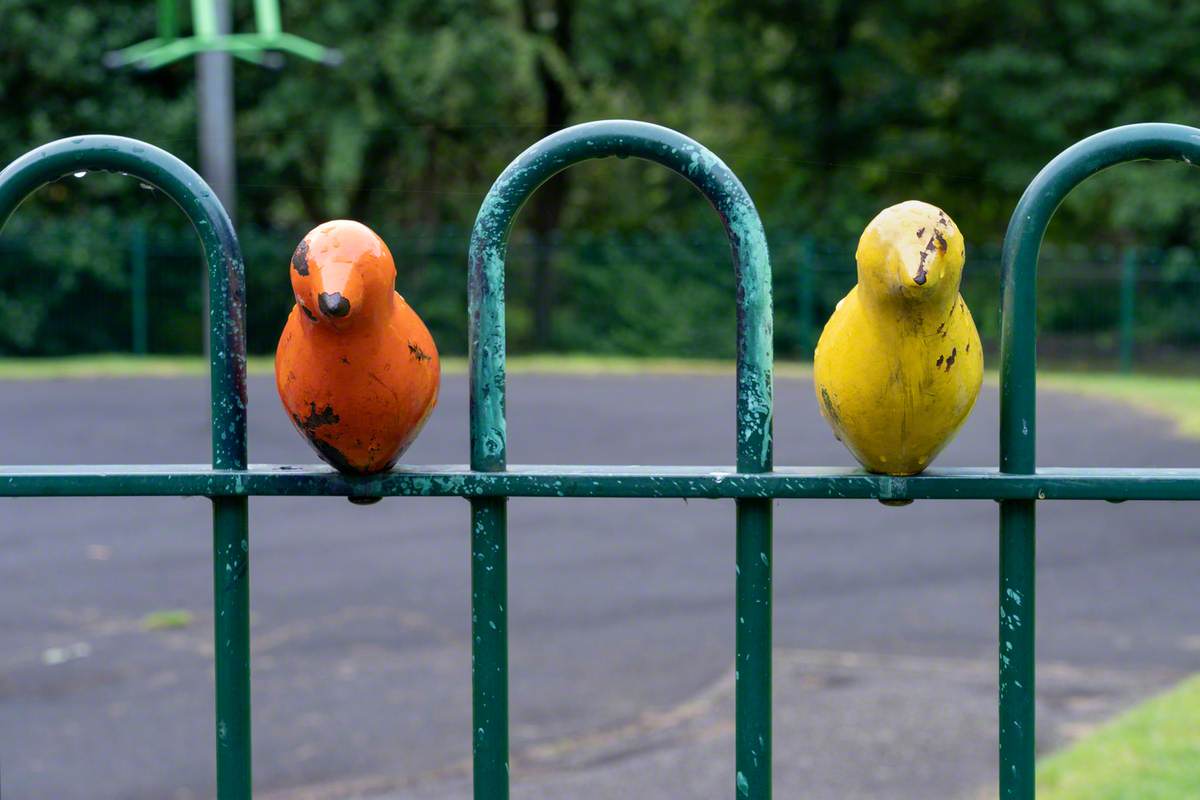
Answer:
[0,353,814,381]
[0,355,207,379]
[140,609,194,631]
[1039,371,1200,438]
[1037,674,1200,800]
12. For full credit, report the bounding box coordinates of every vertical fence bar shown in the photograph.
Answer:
[468,120,772,800]
[469,134,512,800]
[999,122,1200,799]
[796,236,815,358]
[998,499,1035,798]
[206,157,249,799]
[471,497,509,795]
[0,135,250,799]
[213,495,251,798]
[1119,247,1137,374]
[130,221,149,355]
[735,499,771,799]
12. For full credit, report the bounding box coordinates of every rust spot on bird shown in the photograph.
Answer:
[408,342,432,362]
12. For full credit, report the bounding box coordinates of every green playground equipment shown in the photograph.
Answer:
[104,0,342,71]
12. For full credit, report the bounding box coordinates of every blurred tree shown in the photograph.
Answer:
[2,0,1200,356]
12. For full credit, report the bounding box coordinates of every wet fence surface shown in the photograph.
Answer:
[2,218,1197,368]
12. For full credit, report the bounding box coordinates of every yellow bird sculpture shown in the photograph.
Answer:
[814,201,982,475]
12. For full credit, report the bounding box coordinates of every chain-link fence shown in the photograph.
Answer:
[2,217,1197,369]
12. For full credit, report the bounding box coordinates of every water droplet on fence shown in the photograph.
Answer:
[73,171,87,178]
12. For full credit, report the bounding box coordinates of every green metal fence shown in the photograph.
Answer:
[2,120,1198,800]
[4,216,1199,366]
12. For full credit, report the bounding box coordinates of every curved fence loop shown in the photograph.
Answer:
[1000,122,1200,474]
[467,119,774,473]
[0,135,252,799]
[996,121,1200,800]
[0,134,248,470]
[465,120,775,800]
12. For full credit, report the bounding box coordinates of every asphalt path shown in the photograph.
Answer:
[1,371,1198,799]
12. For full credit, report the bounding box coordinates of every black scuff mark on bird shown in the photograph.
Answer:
[294,402,340,433]
[291,239,310,276]
[944,347,957,372]
[915,251,929,285]
[409,342,432,362]
[936,354,944,368]
[916,227,926,239]
[291,404,354,474]
[340,356,351,365]
[309,435,356,474]
[820,387,843,440]
[298,303,318,322]
[966,343,970,353]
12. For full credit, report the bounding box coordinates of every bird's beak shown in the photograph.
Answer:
[312,264,364,327]
[906,252,934,288]
[318,291,351,318]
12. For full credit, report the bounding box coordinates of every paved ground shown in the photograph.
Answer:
[1,372,1198,799]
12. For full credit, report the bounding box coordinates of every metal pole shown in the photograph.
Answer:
[196,0,236,355]
[1119,247,1137,374]
[130,221,149,355]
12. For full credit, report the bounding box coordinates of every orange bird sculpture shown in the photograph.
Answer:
[276,220,440,475]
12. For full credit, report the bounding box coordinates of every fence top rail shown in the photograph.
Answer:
[0,134,247,470]
[467,119,773,474]
[5,463,1200,502]
[999,122,1200,475]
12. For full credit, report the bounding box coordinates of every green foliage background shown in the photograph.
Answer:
[2,0,1199,358]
